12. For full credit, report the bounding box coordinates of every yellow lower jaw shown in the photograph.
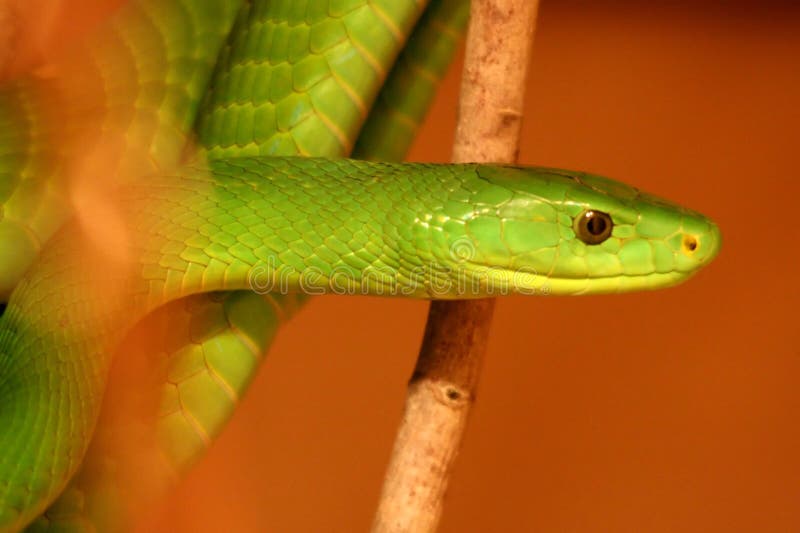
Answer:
[461,266,691,297]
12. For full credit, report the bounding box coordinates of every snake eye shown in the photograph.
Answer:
[574,210,613,245]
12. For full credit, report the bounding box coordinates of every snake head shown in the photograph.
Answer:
[434,164,721,296]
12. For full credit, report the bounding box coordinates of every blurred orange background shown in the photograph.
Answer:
[10,0,800,531]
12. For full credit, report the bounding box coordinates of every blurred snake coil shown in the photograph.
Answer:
[0,0,721,531]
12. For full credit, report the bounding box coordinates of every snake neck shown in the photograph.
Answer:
[127,157,500,305]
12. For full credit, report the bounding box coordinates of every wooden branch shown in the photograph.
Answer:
[372,1,539,532]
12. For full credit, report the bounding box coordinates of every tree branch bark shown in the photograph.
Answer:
[372,1,540,531]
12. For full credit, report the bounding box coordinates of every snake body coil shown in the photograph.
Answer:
[0,1,720,531]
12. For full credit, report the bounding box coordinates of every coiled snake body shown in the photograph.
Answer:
[0,1,720,531]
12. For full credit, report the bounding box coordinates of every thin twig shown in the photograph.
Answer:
[372,1,540,531]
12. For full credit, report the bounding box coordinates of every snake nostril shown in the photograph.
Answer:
[682,235,698,253]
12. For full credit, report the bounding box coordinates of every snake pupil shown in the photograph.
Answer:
[587,216,606,235]
[574,210,613,245]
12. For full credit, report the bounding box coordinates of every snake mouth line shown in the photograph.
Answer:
[469,264,691,296]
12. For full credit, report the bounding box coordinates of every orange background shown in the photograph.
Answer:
[13,1,800,531]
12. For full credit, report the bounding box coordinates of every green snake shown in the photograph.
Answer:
[0,1,721,531]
